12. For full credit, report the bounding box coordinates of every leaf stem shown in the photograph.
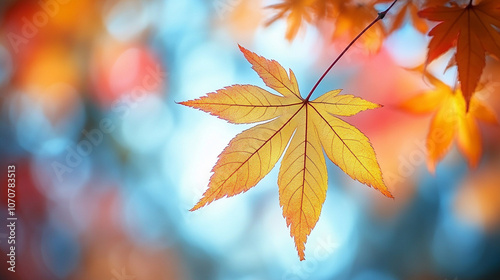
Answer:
[304,0,399,101]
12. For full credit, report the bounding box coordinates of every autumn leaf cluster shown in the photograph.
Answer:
[266,0,439,49]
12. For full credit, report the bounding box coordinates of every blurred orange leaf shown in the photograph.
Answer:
[400,70,498,172]
[266,0,316,40]
[181,46,392,260]
[418,0,500,109]
[377,0,428,33]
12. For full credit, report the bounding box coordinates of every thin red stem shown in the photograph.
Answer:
[304,0,399,101]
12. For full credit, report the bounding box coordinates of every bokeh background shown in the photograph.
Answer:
[1,0,500,279]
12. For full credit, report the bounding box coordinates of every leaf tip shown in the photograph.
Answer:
[377,182,394,199]
[296,241,306,261]
[384,190,395,199]
[178,100,192,107]
[190,201,204,212]
[365,99,383,110]
[377,185,394,199]
[238,44,248,54]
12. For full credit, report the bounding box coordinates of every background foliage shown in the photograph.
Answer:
[0,0,500,279]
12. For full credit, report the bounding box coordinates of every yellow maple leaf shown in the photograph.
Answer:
[181,46,392,260]
[418,0,500,109]
[400,70,498,172]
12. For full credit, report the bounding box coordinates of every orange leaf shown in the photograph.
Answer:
[265,0,316,40]
[426,93,459,172]
[418,0,500,109]
[181,46,391,260]
[400,71,498,172]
